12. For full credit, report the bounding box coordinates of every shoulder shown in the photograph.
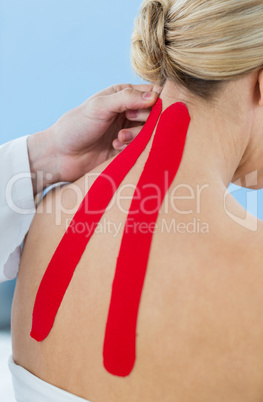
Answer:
[146,209,263,338]
[18,155,117,284]
[142,218,263,396]
[28,154,115,236]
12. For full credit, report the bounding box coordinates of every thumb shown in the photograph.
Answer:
[101,88,159,115]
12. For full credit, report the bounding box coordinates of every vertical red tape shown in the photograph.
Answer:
[103,102,190,376]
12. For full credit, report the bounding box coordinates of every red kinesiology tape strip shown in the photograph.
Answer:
[30,99,190,378]
[30,99,162,342]
[103,102,190,376]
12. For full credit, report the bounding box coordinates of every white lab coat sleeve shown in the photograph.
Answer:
[0,135,36,282]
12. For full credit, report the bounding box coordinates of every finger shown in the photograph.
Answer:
[99,88,159,116]
[94,83,155,98]
[112,138,128,151]
[125,108,151,123]
[133,84,162,95]
[113,83,162,95]
[117,126,143,144]
[131,84,156,92]
[84,83,162,107]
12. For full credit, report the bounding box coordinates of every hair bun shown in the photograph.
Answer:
[132,0,263,100]
[131,0,169,85]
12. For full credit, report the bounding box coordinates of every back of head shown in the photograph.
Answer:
[131,0,263,100]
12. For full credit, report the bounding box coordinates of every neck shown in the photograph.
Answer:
[159,79,255,191]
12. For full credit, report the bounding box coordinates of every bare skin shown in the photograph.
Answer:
[11,73,263,402]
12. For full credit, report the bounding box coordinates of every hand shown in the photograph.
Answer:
[53,84,160,180]
[27,84,160,195]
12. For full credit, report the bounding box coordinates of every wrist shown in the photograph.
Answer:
[27,127,60,195]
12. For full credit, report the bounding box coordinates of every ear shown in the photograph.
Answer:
[258,68,263,106]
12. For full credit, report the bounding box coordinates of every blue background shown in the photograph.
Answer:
[0,0,143,141]
[0,0,262,219]
[0,0,145,332]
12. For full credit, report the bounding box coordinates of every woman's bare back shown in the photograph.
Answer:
[11,120,263,402]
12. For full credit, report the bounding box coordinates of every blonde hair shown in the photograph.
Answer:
[131,0,263,99]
